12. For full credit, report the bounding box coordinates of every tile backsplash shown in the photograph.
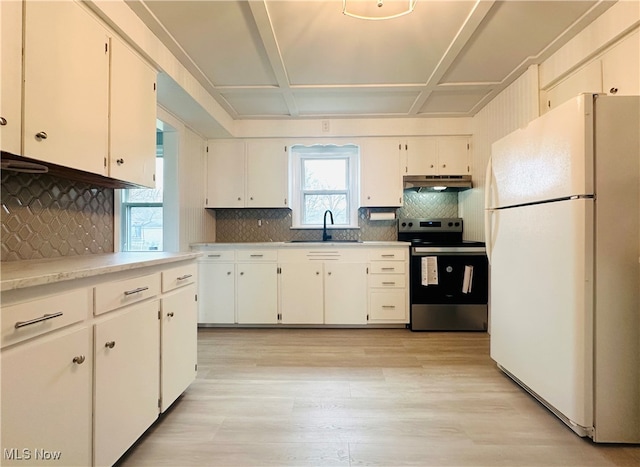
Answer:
[215,191,458,242]
[1,171,114,261]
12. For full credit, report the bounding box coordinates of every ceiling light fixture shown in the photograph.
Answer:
[342,0,417,21]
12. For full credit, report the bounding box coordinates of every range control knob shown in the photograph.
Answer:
[448,222,453,227]
[401,222,407,227]
[455,222,460,227]
[408,222,413,227]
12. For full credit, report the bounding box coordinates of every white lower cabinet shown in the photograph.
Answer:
[198,251,235,324]
[279,262,324,324]
[237,262,278,324]
[324,262,368,325]
[161,283,197,411]
[368,248,409,323]
[93,300,160,467]
[1,326,92,466]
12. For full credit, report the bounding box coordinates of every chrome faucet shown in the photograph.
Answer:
[322,210,334,241]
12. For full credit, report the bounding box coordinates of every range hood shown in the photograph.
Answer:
[403,175,472,192]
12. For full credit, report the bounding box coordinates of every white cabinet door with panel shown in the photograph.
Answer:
[22,0,109,175]
[246,139,289,208]
[109,36,157,188]
[405,137,469,176]
[161,283,197,411]
[279,262,324,324]
[198,261,236,324]
[236,250,278,324]
[1,326,92,467]
[404,137,438,175]
[359,138,403,207]
[0,0,22,155]
[437,137,470,175]
[324,262,368,325]
[206,140,246,207]
[93,300,160,467]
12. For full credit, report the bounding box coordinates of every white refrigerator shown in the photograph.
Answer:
[485,93,640,443]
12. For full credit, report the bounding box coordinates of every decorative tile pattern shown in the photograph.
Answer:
[215,192,458,242]
[1,172,114,261]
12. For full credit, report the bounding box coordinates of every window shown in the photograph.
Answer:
[121,135,163,251]
[291,144,360,228]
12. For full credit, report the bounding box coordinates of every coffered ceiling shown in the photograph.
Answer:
[126,0,614,120]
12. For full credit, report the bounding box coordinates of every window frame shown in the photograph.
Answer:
[290,144,360,229]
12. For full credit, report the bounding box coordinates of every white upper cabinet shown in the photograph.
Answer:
[109,36,157,188]
[246,140,289,208]
[359,138,403,207]
[23,1,109,175]
[206,140,246,208]
[206,139,289,208]
[404,136,470,176]
[0,1,22,155]
[602,30,640,97]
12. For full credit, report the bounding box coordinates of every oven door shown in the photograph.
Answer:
[410,248,488,331]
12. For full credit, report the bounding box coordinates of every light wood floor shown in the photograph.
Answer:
[118,328,640,466]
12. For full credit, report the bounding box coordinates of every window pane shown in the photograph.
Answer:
[303,194,348,224]
[302,158,347,190]
[127,206,163,251]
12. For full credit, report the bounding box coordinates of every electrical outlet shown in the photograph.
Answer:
[258,219,262,227]
[322,120,330,132]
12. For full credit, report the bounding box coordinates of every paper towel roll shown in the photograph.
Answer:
[369,212,396,221]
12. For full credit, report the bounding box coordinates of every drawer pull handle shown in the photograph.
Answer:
[382,305,396,309]
[250,254,264,258]
[105,341,116,349]
[382,282,396,285]
[208,254,221,258]
[381,267,396,271]
[124,286,149,296]
[15,312,63,329]
[72,355,86,364]
[167,312,175,317]
[177,274,192,281]
[381,254,395,258]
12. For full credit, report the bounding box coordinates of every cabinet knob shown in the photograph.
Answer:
[367,196,371,200]
[237,197,241,201]
[240,271,244,275]
[0,117,7,126]
[35,131,48,140]
[316,271,320,275]
[116,158,125,165]
[167,312,174,317]
[430,164,434,168]
[442,164,446,168]
[328,271,332,276]
[609,87,619,94]
[105,341,116,349]
[73,355,86,364]
[227,271,232,275]
[250,197,254,201]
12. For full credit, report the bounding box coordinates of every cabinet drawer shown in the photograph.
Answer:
[1,288,91,348]
[236,250,277,261]
[162,263,197,293]
[369,274,406,288]
[370,291,407,321]
[369,249,407,261]
[94,273,161,316]
[369,261,405,275]
[200,250,235,262]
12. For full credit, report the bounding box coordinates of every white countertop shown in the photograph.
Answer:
[1,252,201,292]
[191,241,410,248]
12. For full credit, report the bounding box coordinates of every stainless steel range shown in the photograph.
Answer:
[398,218,488,331]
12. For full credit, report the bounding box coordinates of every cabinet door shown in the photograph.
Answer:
[109,36,157,188]
[246,140,289,208]
[1,327,92,466]
[161,284,197,412]
[602,30,640,97]
[0,0,22,155]
[206,140,245,207]
[280,262,324,324]
[405,137,437,175]
[325,263,368,325]
[437,137,470,175]
[94,300,160,467]
[360,138,403,207]
[23,1,108,174]
[198,261,235,324]
[236,263,278,324]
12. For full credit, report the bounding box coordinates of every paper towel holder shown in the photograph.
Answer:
[366,209,397,221]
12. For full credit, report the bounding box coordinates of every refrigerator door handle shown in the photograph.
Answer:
[484,156,494,264]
